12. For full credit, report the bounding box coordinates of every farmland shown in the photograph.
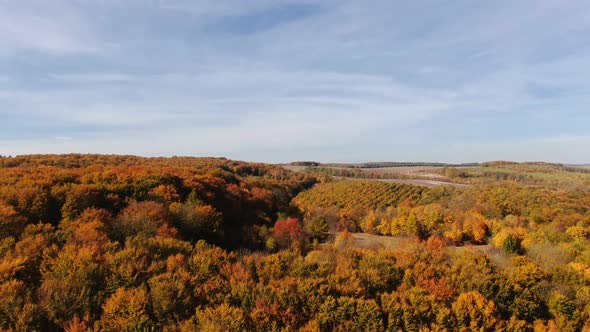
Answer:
[289,161,590,190]
[438,162,590,189]
[293,180,428,211]
[283,163,474,187]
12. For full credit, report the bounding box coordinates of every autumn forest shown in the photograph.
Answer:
[0,154,589,331]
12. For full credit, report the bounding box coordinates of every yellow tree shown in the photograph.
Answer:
[0,202,26,238]
[195,303,248,331]
[452,291,499,331]
[99,286,152,331]
[39,244,104,327]
[0,279,40,330]
[361,211,379,234]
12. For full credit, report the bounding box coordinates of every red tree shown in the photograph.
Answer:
[271,218,303,249]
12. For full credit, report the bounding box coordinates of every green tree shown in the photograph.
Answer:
[305,215,330,242]
[503,234,521,255]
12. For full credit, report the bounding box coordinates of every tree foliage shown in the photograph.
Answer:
[0,154,587,330]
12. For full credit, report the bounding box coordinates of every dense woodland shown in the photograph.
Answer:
[0,155,589,331]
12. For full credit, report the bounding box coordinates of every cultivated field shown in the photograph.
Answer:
[359,165,447,175]
[373,178,471,188]
[282,164,471,187]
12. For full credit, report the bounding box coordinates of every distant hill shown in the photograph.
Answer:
[287,161,479,168]
[289,160,590,168]
[287,161,321,166]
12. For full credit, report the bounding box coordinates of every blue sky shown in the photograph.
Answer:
[1,0,589,163]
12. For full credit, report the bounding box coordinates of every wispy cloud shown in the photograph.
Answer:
[48,73,135,83]
[0,1,107,56]
[0,0,589,162]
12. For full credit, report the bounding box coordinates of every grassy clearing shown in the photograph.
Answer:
[330,231,512,267]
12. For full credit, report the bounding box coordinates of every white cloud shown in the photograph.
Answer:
[0,0,589,162]
[0,0,108,55]
[48,73,135,83]
[425,135,590,164]
[156,0,327,16]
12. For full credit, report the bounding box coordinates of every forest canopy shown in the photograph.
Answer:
[0,154,589,331]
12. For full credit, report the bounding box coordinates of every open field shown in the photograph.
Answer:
[343,165,449,179]
[292,162,590,190]
[335,176,471,188]
[282,164,471,187]
[282,165,308,172]
[360,166,473,179]
[444,163,590,189]
[359,165,452,174]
